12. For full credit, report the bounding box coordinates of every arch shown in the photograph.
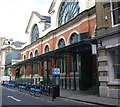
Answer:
[44,45,50,53]
[43,43,50,54]
[58,38,65,49]
[56,36,66,49]
[56,0,65,27]
[35,49,39,56]
[23,54,26,60]
[31,24,39,43]
[69,32,80,45]
[58,0,80,27]
[67,31,79,45]
[30,52,33,58]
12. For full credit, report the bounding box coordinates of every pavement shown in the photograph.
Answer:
[60,89,120,107]
[1,84,119,107]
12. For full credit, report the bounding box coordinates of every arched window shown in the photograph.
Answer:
[58,39,65,48]
[35,50,38,56]
[45,45,50,53]
[30,52,33,58]
[34,50,39,74]
[31,24,39,43]
[111,1,120,25]
[23,55,26,60]
[70,33,80,44]
[58,0,80,26]
[58,39,66,74]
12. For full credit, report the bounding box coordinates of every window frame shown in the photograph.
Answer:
[69,33,80,45]
[35,50,38,56]
[58,0,80,26]
[45,45,50,53]
[30,52,33,58]
[23,55,26,60]
[111,0,120,27]
[107,47,120,85]
[58,38,65,49]
[31,24,39,43]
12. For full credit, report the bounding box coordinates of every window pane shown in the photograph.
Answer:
[58,39,65,48]
[30,53,33,58]
[45,45,49,53]
[112,1,120,25]
[114,65,120,79]
[111,47,120,79]
[58,0,80,26]
[31,25,39,43]
[70,33,79,44]
[35,50,38,56]
[112,2,120,9]
[113,8,120,25]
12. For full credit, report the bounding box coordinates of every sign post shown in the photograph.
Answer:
[52,68,60,101]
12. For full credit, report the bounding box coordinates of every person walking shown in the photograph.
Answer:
[39,76,43,84]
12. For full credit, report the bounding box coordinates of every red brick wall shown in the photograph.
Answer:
[15,17,96,76]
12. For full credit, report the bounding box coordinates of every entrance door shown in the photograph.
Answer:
[80,49,92,90]
[79,48,99,94]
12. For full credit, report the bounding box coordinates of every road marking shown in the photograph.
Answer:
[7,96,21,102]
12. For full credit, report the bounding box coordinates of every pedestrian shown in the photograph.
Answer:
[39,75,43,84]
[8,69,12,81]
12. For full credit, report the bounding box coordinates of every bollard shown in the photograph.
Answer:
[52,85,56,101]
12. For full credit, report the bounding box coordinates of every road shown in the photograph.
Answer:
[1,86,104,107]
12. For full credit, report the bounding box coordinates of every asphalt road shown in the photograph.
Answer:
[1,86,104,107]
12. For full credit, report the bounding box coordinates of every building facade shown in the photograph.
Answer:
[5,50,21,80]
[0,37,25,78]
[96,0,120,98]
[12,0,98,93]
[0,38,13,77]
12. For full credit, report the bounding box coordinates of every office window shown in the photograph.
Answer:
[111,47,120,79]
[112,1,120,25]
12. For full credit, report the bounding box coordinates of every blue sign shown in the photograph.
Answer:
[52,68,60,76]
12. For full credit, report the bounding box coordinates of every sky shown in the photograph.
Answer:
[0,0,53,43]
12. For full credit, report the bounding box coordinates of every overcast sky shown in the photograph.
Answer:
[0,0,53,42]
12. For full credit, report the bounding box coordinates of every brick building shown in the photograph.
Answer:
[12,0,98,93]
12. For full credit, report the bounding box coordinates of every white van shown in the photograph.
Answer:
[1,76,10,82]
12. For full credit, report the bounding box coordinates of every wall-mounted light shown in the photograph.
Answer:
[105,16,108,21]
